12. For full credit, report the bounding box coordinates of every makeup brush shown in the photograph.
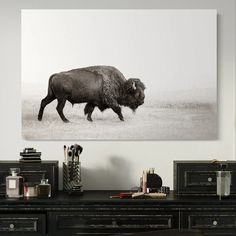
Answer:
[68,149,72,162]
[63,145,67,163]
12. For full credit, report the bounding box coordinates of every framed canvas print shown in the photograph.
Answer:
[21,9,217,140]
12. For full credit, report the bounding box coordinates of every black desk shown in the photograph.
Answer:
[0,191,236,235]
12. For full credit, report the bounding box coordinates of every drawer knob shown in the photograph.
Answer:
[213,220,218,226]
[208,177,212,182]
[9,224,15,229]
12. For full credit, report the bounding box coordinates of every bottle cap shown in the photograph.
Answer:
[40,179,49,185]
[149,168,155,174]
[10,168,20,176]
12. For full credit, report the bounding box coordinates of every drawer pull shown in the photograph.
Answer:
[213,220,218,226]
[208,177,212,182]
[9,223,15,229]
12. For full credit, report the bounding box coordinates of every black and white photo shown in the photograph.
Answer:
[22,9,217,140]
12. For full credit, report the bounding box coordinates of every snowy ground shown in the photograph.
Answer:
[22,99,217,140]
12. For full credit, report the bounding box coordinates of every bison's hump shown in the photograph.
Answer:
[62,65,126,83]
[55,65,126,107]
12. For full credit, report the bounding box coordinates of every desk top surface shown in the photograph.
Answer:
[1,191,236,206]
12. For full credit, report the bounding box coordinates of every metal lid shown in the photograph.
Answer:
[40,179,49,185]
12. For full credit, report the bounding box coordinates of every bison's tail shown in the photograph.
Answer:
[47,74,56,97]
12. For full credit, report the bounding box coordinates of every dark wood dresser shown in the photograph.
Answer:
[0,191,236,235]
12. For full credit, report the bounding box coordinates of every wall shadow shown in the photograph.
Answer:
[82,156,132,190]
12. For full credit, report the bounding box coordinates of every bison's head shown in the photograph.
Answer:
[121,78,146,112]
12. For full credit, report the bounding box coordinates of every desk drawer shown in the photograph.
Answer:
[183,211,236,236]
[182,212,236,236]
[0,214,46,235]
[49,211,178,235]
[188,214,236,229]
[174,161,236,195]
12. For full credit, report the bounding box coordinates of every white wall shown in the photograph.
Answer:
[0,0,235,190]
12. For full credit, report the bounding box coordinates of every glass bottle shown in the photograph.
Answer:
[6,168,23,198]
[216,163,231,200]
[38,179,51,198]
[217,171,231,200]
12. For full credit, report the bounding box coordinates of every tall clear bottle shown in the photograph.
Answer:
[6,168,23,198]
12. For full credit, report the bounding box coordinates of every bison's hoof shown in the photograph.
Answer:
[119,116,124,121]
[63,119,70,123]
[38,116,42,121]
[87,117,93,122]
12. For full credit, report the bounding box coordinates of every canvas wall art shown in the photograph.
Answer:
[21,9,217,140]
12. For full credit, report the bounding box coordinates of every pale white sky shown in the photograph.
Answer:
[21,9,217,99]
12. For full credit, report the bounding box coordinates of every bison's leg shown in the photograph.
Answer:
[84,103,95,122]
[56,98,69,123]
[38,95,56,121]
[111,105,124,121]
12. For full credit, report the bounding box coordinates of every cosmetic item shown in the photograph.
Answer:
[67,148,73,162]
[0,161,58,197]
[216,163,231,200]
[149,168,155,174]
[110,192,133,199]
[63,144,83,195]
[74,144,83,159]
[6,168,23,198]
[142,170,148,193]
[37,179,51,198]
[64,145,67,163]
[147,170,163,193]
[64,144,83,164]
[132,192,166,199]
[159,186,170,195]
[63,162,83,195]
[23,182,38,198]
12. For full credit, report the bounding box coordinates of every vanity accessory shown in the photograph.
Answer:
[38,179,51,198]
[6,168,23,198]
[23,182,38,198]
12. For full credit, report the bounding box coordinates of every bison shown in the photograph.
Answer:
[38,66,145,122]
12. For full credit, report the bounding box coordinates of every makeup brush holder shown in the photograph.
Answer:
[63,162,83,195]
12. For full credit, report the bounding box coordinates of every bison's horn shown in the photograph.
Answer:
[132,82,136,90]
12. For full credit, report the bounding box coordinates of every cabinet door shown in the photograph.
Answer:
[49,210,179,235]
[0,213,46,235]
[182,211,236,235]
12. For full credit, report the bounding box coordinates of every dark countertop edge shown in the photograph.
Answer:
[1,190,236,206]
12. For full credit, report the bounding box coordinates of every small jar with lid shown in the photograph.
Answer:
[23,182,38,198]
[37,179,51,198]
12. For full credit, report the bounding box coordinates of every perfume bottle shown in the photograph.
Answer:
[38,179,51,198]
[6,168,23,198]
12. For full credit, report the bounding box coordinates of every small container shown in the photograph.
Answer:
[37,179,51,198]
[149,168,155,174]
[63,162,82,195]
[6,168,23,198]
[142,170,148,193]
[216,171,231,200]
[23,182,38,198]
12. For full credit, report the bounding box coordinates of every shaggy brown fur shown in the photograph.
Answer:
[38,66,145,122]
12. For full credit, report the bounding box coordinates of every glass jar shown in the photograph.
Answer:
[37,179,51,198]
[23,182,38,198]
